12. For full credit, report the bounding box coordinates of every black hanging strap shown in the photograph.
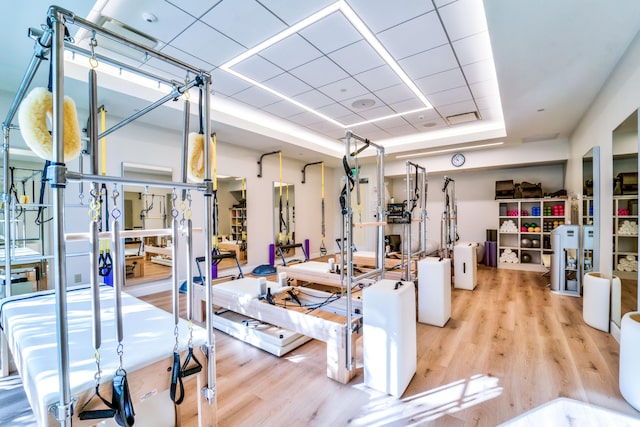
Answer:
[78,385,116,420]
[112,370,135,427]
[170,351,185,405]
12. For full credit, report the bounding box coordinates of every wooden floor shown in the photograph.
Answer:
[140,265,640,426]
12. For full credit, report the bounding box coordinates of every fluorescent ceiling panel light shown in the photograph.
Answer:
[220,0,433,129]
[395,141,504,159]
[347,107,430,128]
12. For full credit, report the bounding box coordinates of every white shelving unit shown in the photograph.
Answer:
[497,198,568,272]
[613,195,639,280]
[230,206,246,243]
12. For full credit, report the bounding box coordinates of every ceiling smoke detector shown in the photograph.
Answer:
[445,111,479,125]
[351,99,376,109]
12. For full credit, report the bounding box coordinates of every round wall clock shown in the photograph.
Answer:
[451,153,465,167]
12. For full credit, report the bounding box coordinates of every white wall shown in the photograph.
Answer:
[570,27,640,279]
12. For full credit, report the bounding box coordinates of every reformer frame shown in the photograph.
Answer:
[1,6,218,426]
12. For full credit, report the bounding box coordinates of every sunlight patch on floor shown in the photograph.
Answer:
[350,373,502,426]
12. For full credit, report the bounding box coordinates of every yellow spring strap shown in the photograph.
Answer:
[279,152,283,197]
[241,177,245,199]
[100,108,106,176]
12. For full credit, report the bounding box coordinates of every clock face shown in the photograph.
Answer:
[451,153,465,167]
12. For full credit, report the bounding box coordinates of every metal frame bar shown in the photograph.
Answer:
[257,150,281,178]
[0,5,217,422]
[301,161,323,184]
[403,161,428,280]
[341,129,385,373]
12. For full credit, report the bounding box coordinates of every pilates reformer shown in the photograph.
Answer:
[1,6,218,426]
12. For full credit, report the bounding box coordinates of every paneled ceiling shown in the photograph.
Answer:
[2,1,640,163]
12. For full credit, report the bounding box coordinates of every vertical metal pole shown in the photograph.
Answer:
[1,125,11,377]
[171,217,180,326]
[421,171,428,256]
[185,219,193,322]
[2,126,11,300]
[50,10,72,426]
[201,75,216,403]
[377,145,385,279]
[180,99,190,201]
[344,131,354,372]
[405,162,411,280]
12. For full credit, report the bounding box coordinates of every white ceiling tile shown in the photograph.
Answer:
[475,94,503,112]
[403,109,443,125]
[260,34,322,71]
[166,0,220,18]
[316,102,354,118]
[452,32,493,66]
[346,122,385,135]
[300,11,362,54]
[211,69,253,96]
[377,12,448,60]
[232,86,283,108]
[469,79,499,100]
[287,111,327,126]
[231,55,284,82]
[383,124,420,137]
[170,21,244,67]
[336,112,365,124]
[354,105,395,120]
[289,56,349,88]
[261,100,305,118]
[258,0,336,25]
[306,120,343,133]
[100,0,195,44]
[462,59,495,84]
[415,68,466,95]
[154,44,214,73]
[292,90,334,109]
[354,65,403,91]
[428,86,473,107]
[328,40,385,75]
[364,115,408,129]
[359,129,391,140]
[318,77,369,102]
[388,98,426,112]
[341,93,384,113]
[436,100,478,118]
[438,0,487,41]
[263,73,312,97]
[200,0,287,48]
[399,45,458,80]
[139,59,184,81]
[373,84,415,105]
[346,0,434,33]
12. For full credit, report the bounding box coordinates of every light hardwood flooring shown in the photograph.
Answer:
[140,265,640,426]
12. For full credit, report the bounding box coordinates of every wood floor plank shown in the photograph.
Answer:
[139,264,640,426]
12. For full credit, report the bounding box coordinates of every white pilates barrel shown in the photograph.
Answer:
[453,242,478,290]
[363,279,416,397]
[620,311,640,411]
[417,257,451,326]
[582,272,611,332]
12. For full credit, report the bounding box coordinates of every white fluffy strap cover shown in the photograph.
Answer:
[187,132,214,182]
[18,87,81,161]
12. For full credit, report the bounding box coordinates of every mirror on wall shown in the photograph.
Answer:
[582,146,600,272]
[611,111,639,327]
[215,176,247,266]
[273,182,295,246]
[121,163,174,286]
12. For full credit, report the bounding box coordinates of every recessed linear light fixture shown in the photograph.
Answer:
[395,141,504,159]
[220,0,432,129]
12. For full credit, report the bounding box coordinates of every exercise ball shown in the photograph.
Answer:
[531,239,540,248]
[521,253,532,263]
[521,238,532,248]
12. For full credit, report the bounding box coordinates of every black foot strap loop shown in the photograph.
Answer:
[112,370,135,427]
[170,352,185,405]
